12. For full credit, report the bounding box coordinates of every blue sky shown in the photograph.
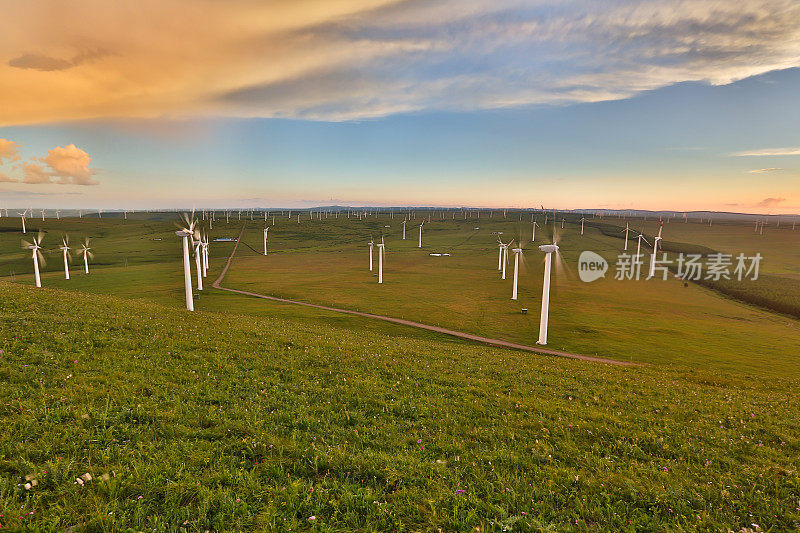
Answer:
[1,0,799,212]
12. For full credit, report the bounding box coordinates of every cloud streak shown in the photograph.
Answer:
[733,147,800,156]
[1,0,800,124]
[755,197,786,207]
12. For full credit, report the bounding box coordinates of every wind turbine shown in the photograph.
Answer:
[647,223,663,279]
[377,238,385,284]
[193,237,203,291]
[635,231,650,273]
[418,222,424,248]
[497,238,505,271]
[59,235,71,280]
[402,219,407,240]
[175,214,198,311]
[511,242,523,300]
[369,238,374,271]
[263,226,269,255]
[621,222,633,251]
[500,239,513,280]
[80,239,93,274]
[536,243,559,345]
[202,234,209,277]
[23,232,45,288]
[18,209,27,234]
[531,220,539,242]
[580,217,585,235]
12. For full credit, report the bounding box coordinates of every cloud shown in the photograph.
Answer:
[0,172,18,183]
[755,197,786,207]
[748,167,783,173]
[22,162,52,184]
[8,49,110,72]
[41,144,98,185]
[0,138,20,161]
[1,0,800,123]
[733,147,800,156]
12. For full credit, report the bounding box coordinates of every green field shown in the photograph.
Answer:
[1,210,799,530]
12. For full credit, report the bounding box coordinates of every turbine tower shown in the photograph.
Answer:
[536,244,559,345]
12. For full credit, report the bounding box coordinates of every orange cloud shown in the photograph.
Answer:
[42,144,98,185]
[1,0,800,124]
[755,197,786,208]
[0,138,20,161]
[0,172,18,183]
[22,162,52,184]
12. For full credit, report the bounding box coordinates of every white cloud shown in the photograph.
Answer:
[748,167,783,172]
[732,147,800,156]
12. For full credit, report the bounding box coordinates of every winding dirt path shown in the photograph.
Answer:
[213,223,638,366]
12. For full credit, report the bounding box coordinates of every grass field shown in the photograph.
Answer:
[1,282,799,531]
[1,210,799,529]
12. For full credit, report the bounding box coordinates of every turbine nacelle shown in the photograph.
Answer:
[539,244,559,253]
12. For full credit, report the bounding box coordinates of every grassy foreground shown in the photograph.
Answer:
[1,283,799,531]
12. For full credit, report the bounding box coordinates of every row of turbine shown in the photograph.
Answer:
[22,233,93,287]
[176,215,211,311]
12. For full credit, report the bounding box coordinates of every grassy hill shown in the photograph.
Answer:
[1,283,798,531]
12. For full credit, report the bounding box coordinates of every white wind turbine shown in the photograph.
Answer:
[368,237,374,271]
[402,219,407,240]
[647,223,663,279]
[621,222,633,251]
[377,237,385,284]
[263,226,269,255]
[537,241,559,345]
[511,241,523,300]
[202,233,209,277]
[59,235,71,280]
[580,217,585,235]
[23,232,45,288]
[193,237,204,291]
[175,213,199,311]
[497,238,504,271]
[531,220,539,242]
[18,209,28,234]
[418,222,424,248]
[41,209,46,221]
[80,238,93,274]
[499,238,514,280]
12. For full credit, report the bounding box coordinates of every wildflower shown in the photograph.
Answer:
[455,489,466,494]
[308,516,316,521]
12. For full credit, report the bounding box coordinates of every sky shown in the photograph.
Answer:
[0,0,799,212]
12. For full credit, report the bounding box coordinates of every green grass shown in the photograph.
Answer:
[1,282,799,531]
